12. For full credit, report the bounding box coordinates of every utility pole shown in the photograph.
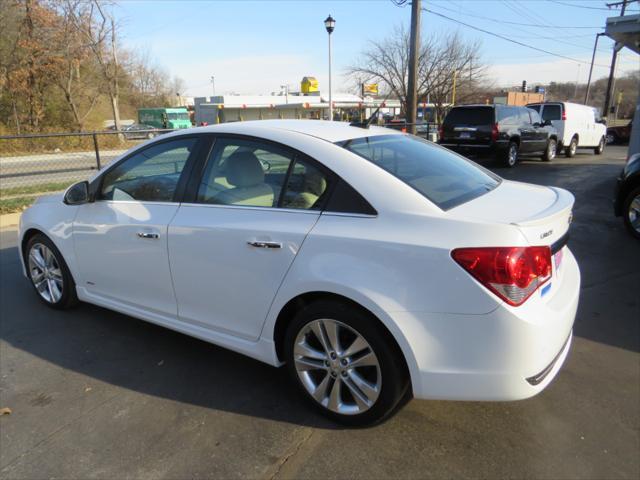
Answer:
[585,33,604,105]
[602,0,627,122]
[210,76,215,98]
[406,0,421,135]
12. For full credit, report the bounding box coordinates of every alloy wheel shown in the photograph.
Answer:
[548,140,556,160]
[508,144,517,166]
[293,319,382,415]
[28,243,64,303]
[629,194,640,234]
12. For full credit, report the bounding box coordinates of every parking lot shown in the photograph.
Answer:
[0,145,638,479]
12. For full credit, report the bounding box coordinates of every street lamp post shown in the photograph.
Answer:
[210,76,215,98]
[324,15,335,121]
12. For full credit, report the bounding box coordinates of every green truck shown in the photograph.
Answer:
[138,107,191,130]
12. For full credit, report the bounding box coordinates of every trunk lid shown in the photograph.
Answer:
[449,180,574,247]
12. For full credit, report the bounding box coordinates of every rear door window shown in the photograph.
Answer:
[541,104,562,121]
[443,107,494,126]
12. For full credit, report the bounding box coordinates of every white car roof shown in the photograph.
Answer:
[190,119,401,143]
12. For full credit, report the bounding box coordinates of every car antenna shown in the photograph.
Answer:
[350,90,395,129]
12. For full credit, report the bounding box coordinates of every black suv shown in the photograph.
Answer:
[438,104,558,167]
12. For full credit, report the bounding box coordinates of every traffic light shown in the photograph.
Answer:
[521,80,527,93]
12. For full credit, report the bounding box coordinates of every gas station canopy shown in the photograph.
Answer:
[605,14,640,54]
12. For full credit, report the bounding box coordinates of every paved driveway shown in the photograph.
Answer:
[0,146,638,479]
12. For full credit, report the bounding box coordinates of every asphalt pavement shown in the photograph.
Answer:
[0,146,638,479]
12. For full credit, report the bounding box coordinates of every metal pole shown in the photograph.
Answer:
[328,32,333,121]
[584,33,602,105]
[603,0,627,122]
[211,76,215,98]
[407,0,421,135]
[93,133,101,170]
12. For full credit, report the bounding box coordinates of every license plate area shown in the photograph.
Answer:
[459,132,472,139]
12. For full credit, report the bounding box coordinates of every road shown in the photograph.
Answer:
[0,150,127,190]
[0,146,638,479]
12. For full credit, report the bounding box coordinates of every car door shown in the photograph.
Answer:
[73,136,202,317]
[168,135,332,340]
[528,108,549,152]
[515,107,535,153]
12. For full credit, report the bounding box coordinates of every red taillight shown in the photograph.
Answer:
[451,246,552,306]
[491,123,499,142]
[561,110,566,120]
[438,124,444,139]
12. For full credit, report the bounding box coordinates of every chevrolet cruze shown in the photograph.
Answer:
[19,120,580,425]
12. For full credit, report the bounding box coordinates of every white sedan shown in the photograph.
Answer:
[18,120,580,425]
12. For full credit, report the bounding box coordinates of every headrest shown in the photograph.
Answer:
[306,171,327,196]
[225,151,264,187]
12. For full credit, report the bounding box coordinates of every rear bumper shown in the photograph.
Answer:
[439,141,507,157]
[398,247,580,401]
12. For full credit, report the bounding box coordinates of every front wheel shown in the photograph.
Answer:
[25,234,78,309]
[594,137,605,155]
[542,138,557,162]
[284,300,409,426]
[623,187,640,240]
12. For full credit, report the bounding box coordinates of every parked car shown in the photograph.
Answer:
[606,121,633,145]
[614,152,640,239]
[438,104,559,167]
[19,120,580,425]
[526,102,606,157]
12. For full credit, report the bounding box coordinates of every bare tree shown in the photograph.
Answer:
[69,0,123,132]
[347,26,487,121]
[52,0,101,130]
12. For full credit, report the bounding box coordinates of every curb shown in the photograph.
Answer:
[0,212,21,230]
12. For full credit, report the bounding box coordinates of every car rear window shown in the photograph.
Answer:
[443,107,494,126]
[340,135,500,210]
[541,104,562,121]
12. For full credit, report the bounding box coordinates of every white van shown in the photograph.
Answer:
[526,102,606,157]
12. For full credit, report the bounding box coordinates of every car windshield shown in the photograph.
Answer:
[340,135,500,210]
[444,107,494,126]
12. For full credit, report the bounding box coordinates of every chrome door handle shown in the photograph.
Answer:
[247,241,282,249]
[138,232,159,239]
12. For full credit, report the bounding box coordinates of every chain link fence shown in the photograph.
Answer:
[0,129,173,213]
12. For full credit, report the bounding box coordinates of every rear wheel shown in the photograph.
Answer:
[565,137,578,157]
[25,234,78,309]
[542,138,557,162]
[623,187,640,240]
[284,300,409,426]
[594,137,605,155]
[606,132,617,145]
[501,141,519,167]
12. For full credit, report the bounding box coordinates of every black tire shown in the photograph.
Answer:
[542,138,557,162]
[284,300,409,426]
[594,137,605,155]
[500,141,519,167]
[565,137,578,157]
[622,186,640,240]
[24,233,78,309]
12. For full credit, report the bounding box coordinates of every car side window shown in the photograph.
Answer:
[100,138,196,202]
[280,158,330,210]
[197,138,294,207]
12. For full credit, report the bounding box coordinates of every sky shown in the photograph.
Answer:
[115,0,640,97]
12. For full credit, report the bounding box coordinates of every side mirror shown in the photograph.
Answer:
[63,181,90,205]
[533,122,542,128]
[543,119,553,127]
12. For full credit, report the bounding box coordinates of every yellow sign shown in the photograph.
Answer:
[301,77,319,94]
[362,83,379,96]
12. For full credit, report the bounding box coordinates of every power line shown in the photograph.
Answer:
[547,0,613,10]
[422,7,610,67]
[426,2,603,28]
